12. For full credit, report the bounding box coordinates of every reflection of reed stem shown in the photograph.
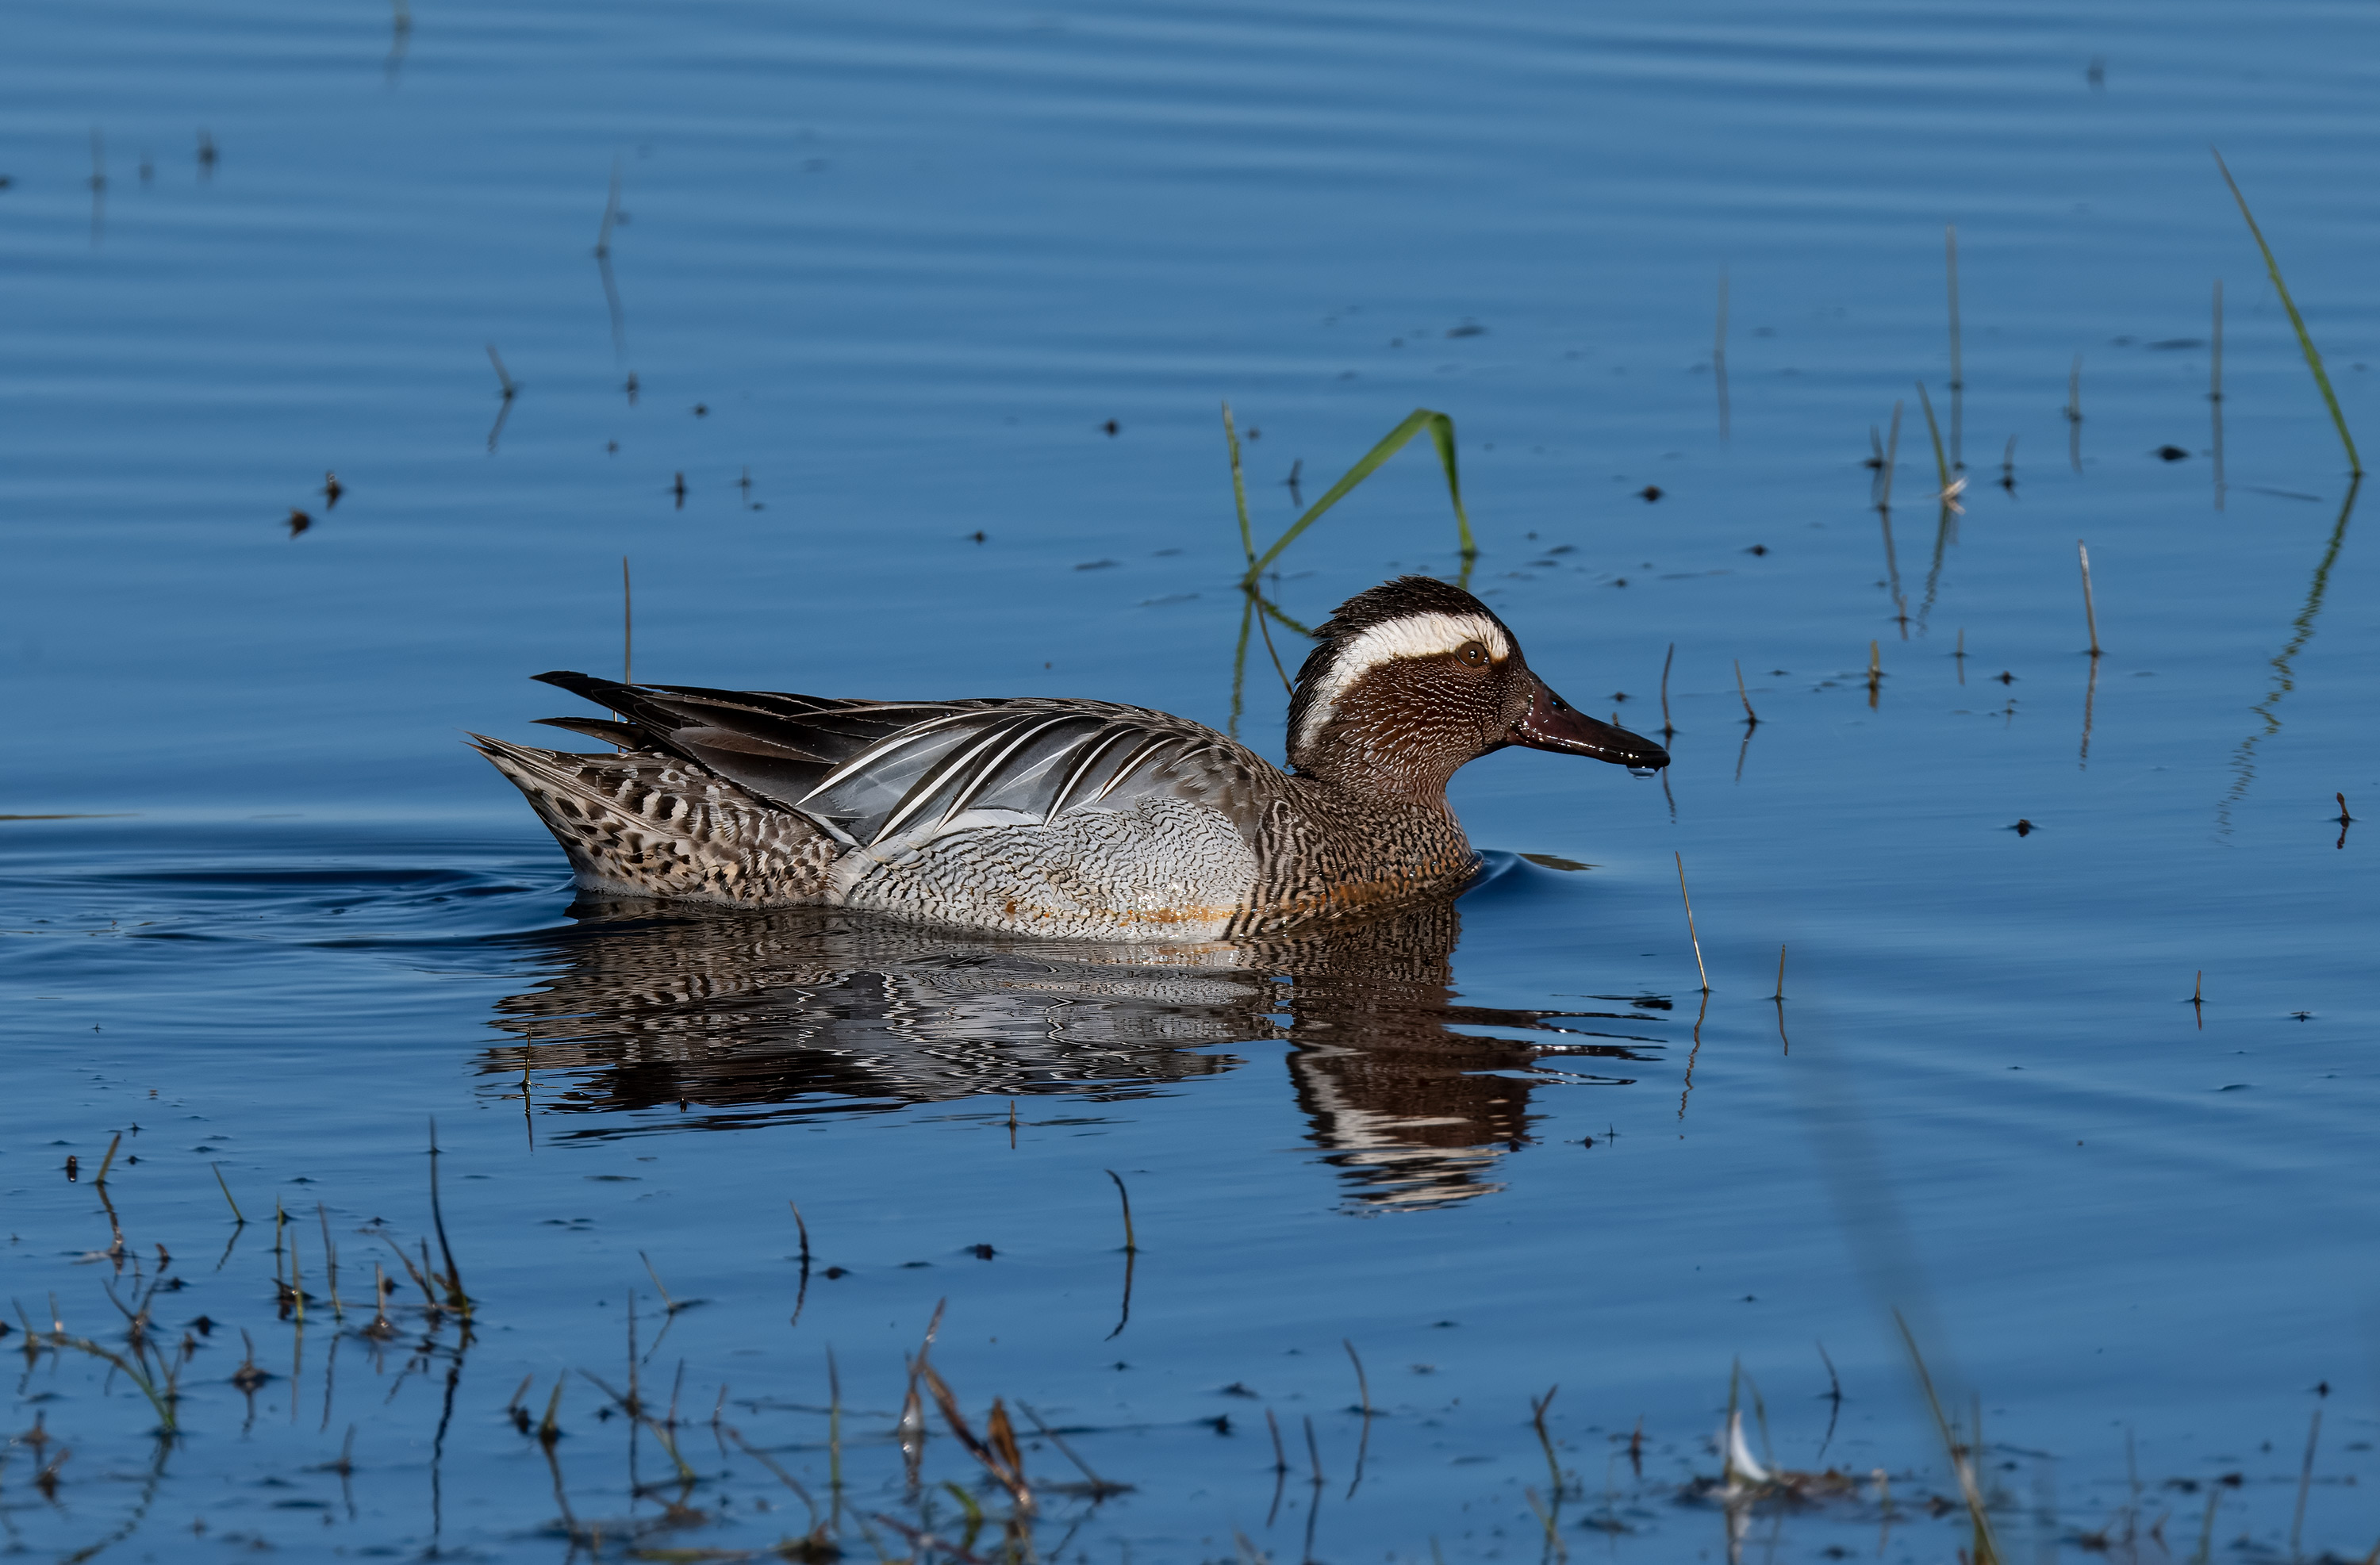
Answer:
[1676,987,1710,1122]
[2079,654,2099,770]
[1714,270,1730,442]
[2066,355,2083,474]
[2218,477,2360,829]
[1877,401,1902,513]
[1920,501,1955,634]
[1227,596,1251,738]
[2210,279,2226,510]
[1252,590,1292,696]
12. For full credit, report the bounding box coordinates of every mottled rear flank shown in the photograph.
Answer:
[471,735,839,904]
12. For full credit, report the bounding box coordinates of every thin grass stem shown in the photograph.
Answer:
[212,1163,247,1226]
[1103,1169,1137,1252]
[1528,1385,1562,1504]
[2078,541,2102,658]
[425,1118,468,1313]
[1892,1310,2001,1565]
[1675,852,1710,994]
[1916,382,1951,497]
[2212,148,2361,475]
[2290,1406,2321,1559]
[1946,224,1964,470]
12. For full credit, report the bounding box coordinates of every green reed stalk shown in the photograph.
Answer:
[2212,148,2361,476]
[44,1333,177,1431]
[1241,408,1472,586]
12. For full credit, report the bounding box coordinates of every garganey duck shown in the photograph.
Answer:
[474,575,1668,940]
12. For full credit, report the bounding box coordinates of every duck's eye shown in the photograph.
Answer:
[1455,640,1491,669]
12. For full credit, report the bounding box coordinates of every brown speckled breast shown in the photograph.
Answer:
[1229,781,1477,938]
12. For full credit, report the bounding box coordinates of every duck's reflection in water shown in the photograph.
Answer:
[479,895,1666,1209]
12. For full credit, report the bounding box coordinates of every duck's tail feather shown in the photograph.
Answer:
[469,735,837,905]
[533,715,646,747]
[528,670,996,813]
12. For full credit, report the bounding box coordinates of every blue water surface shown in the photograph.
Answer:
[4,0,2377,1559]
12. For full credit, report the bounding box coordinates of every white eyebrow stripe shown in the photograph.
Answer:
[1292,611,1511,758]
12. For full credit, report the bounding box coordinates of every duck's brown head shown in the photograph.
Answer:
[1284,576,1668,800]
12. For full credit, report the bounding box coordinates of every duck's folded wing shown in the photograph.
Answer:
[532,671,991,815]
[532,673,1273,850]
